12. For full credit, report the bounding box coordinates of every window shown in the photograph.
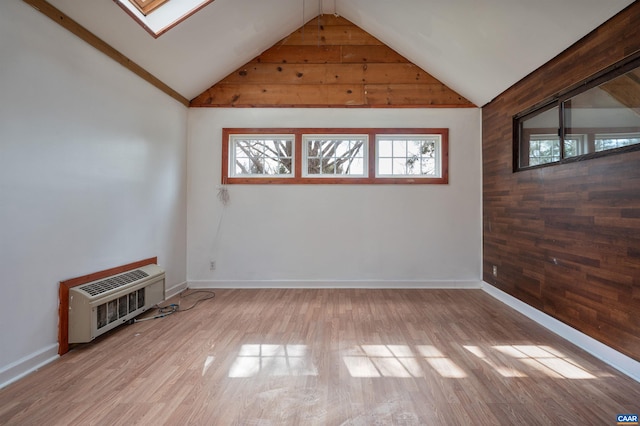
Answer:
[303,135,367,177]
[527,135,560,166]
[594,133,640,152]
[128,0,169,16]
[222,128,448,184]
[514,54,640,171]
[114,0,214,38]
[229,135,294,178]
[376,135,441,177]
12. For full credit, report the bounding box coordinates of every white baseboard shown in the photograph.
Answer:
[482,281,640,383]
[0,344,59,390]
[188,279,483,289]
[165,280,188,299]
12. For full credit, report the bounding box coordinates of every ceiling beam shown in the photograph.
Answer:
[22,0,190,107]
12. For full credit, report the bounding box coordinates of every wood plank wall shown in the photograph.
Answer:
[190,15,475,108]
[482,2,640,361]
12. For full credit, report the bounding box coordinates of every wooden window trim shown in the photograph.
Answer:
[222,128,449,185]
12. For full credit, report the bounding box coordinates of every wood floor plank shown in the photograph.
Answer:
[0,289,638,425]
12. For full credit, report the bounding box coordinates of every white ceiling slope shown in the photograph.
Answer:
[47,0,634,106]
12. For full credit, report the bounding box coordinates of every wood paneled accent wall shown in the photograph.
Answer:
[190,15,475,108]
[482,3,640,361]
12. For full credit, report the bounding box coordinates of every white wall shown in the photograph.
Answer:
[0,2,188,386]
[187,108,482,287]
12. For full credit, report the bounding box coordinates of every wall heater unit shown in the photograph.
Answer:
[68,264,165,343]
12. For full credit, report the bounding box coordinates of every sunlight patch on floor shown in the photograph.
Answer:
[343,344,423,378]
[226,343,599,380]
[343,344,467,378]
[228,344,318,378]
[493,345,596,379]
[463,345,527,377]
[416,345,467,378]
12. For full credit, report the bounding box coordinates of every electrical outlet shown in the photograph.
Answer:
[210,261,216,271]
[492,265,498,277]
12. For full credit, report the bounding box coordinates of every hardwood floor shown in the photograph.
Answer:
[1,289,638,425]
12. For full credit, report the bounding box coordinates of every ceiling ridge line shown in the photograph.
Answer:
[22,0,190,107]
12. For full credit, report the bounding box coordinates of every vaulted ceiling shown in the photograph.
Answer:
[46,0,634,106]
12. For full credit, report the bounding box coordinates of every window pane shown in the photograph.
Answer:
[420,158,435,175]
[594,134,640,151]
[392,140,406,157]
[564,139,578,158]
[347,158,364,175]
[307,158,320,174]
[407,140,422,157]
[393,158,407,175]
[321,157,334,174]
[520,106,559,167]
[376,135,441,177]
[563,135,588,158]
[303,136,367,176]
[234,159,253,175]
[378,140,393,157]
[378,158,393,175]
[230,136,294,177]
[528,137,560,166]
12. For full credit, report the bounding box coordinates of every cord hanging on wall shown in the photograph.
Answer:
[210,184,229,276]
[217,185,230,206]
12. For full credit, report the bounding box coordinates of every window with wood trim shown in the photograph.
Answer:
[115,0,214,38]
[514,54,640,171]
[376,135,442,178]
[229,135,295,178]
[222,128,449,184]
[303,135,368,178]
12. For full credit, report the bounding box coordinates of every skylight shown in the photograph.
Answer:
[115,0,214,38]
[128,0,169,16]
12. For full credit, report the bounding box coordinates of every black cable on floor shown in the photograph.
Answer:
[132,289,215,323]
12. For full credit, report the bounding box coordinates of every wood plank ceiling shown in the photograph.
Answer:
[190,15,475,108]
